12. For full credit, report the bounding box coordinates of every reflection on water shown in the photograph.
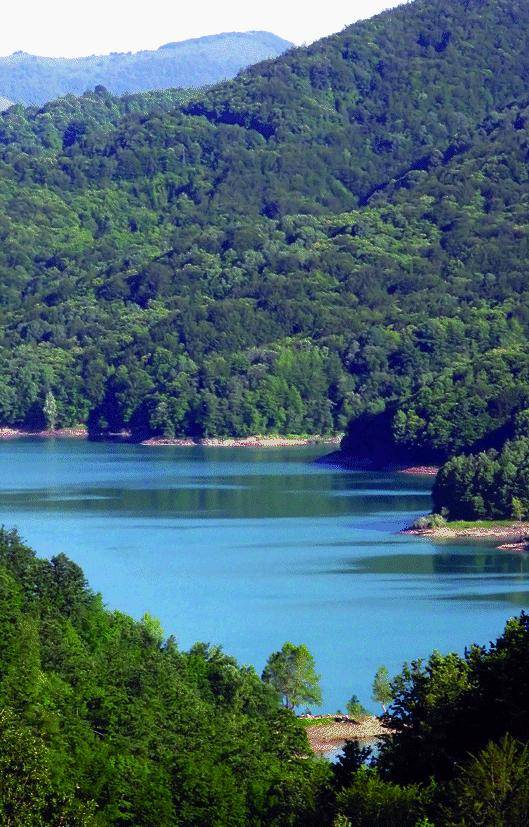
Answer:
[442,590,529,606]
[0,439,527,711]
[336,551,529,577]
[0,480,430,520]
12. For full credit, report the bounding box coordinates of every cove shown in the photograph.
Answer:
[1,439,528,711]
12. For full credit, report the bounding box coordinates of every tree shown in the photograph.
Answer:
[442,736,529,826]
[150,398,175,438]
[43,390,58,430]
[512,496,525,522]
[262,642,322,710]
[332,740,373,790]
[372,666,393,713]
[141,612,164,646]
[346,694,369,719]
[0,532,324,826]
[333,766,431,827]
[432,439,529,521]
[0,708,93,825]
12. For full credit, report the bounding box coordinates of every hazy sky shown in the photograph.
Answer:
[1,0,403,58]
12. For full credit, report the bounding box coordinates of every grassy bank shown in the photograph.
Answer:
[404,519,529,550]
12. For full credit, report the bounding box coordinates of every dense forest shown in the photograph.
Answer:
[2,527,529,825]
[1,0,529,453]
[0,528,323,825]
[0,33,292,106]
[431,436,529,520]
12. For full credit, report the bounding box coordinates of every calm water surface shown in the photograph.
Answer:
[2,439,528,711]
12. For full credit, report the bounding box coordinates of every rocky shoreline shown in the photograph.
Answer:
[0,427,88,440]
[404,522,529,550]
[0,428,342,449]
[303,715,392,754]
[399,465,439,476]
[0,431,441,470]
[140,434,342,448]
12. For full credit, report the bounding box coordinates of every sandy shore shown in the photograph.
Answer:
[404,522,529,549]
[303,716,392,754]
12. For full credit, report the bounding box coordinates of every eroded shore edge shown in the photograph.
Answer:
[0,427,342,448]
[403,522,529,552]
[303,715,392,754]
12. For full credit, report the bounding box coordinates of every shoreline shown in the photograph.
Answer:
[399,465,439,476]
[139,434,342,448]
[302,715,392,754]
[0,430,440,471]
[403,521,529,550]
[316,450,439,476]
[0,427,89,440]
[0,430,438,470]
[0,427,342,449]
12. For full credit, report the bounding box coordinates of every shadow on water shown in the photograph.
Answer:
[0,473,431,520]
[441,590,529,606]
[331,550,529,577]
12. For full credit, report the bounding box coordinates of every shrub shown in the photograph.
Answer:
[411,513,448,530]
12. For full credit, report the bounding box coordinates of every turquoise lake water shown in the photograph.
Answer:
[1,439,528,712]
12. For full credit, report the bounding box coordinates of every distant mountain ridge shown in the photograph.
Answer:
[0,31,292,105]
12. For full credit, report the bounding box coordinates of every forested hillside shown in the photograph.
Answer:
[0,528,323,824]
[1,0,529,451]
[0,32,292,105]
[3,526,529,824]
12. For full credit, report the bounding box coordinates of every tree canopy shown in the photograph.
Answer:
[1,527,529,823]
[262,642,322,710]
[0,0,528,451]
[432,436,529,520]
[372,666,393,713]
[324,613,529,825]
[0,528,323,825]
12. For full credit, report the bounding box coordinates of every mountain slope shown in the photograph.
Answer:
[185,0,529,207]
[0,528,318,824]
[0,0,528,449]
[0,32,292,105]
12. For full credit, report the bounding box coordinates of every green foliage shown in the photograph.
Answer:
[432,437,529,520]
[411,513,448,530]
[512,496,526,522]
[42,391,58,430]
[321,614,529,825]
[1,0,529,445]
[0,528,325,825]
[345,694,369,719]
[441,735,529,826]
[333,767,432,827]
[376,613,529,786]
[372,666,393,713]
[0,708,94,826]
[262,642,322,710]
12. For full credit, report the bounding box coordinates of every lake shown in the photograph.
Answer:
[1,439,528,712]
